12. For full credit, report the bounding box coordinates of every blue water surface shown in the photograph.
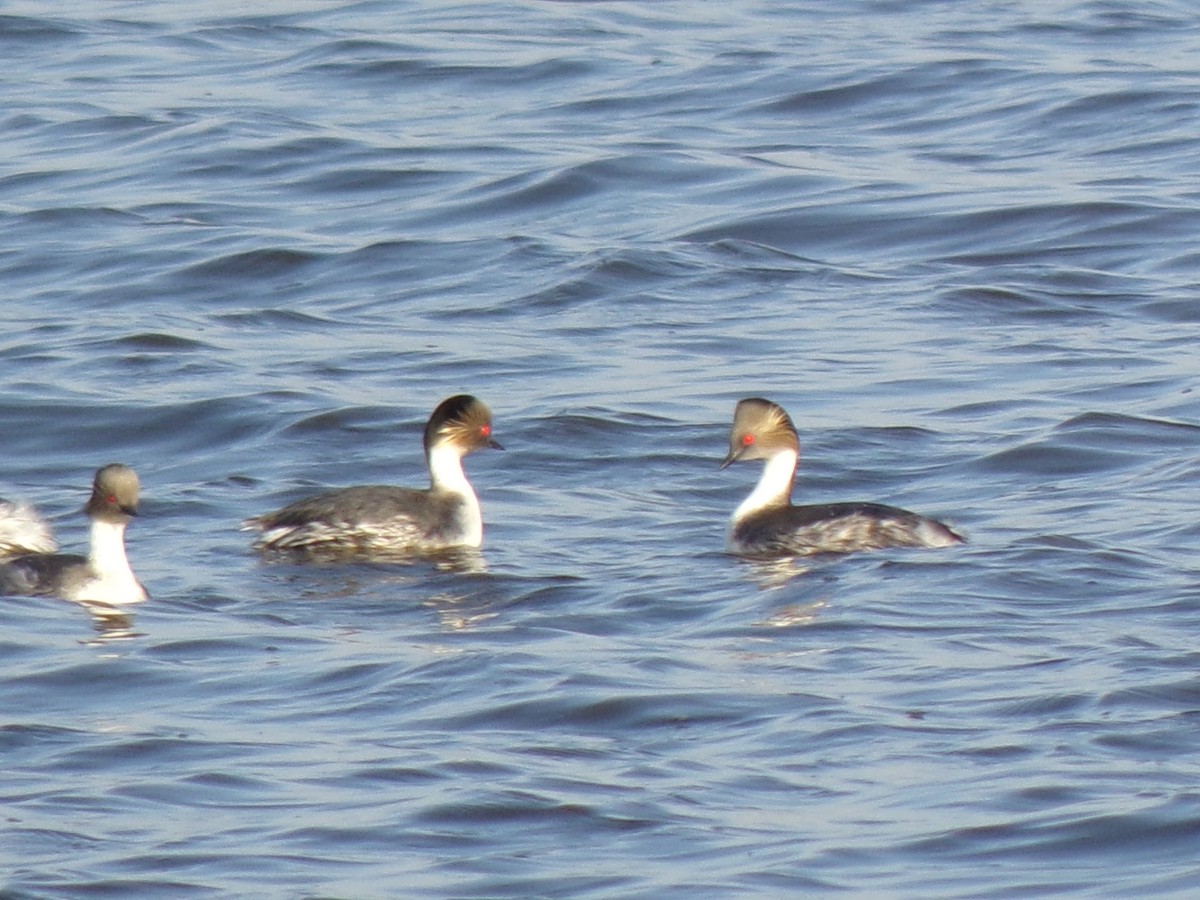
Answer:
[3,1,1200,896]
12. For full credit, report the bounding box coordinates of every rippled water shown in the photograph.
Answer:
[3,1,1200,896]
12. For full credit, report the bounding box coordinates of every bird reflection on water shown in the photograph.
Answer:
[75,600,144,645]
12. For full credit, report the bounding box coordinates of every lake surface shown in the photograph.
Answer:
[3,1,1200,896]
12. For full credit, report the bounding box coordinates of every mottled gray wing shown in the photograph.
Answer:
[0,553,86,597]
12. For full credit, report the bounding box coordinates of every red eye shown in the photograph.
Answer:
[107,494,117,504]
[742,434,755,446]
[481,424,491,437]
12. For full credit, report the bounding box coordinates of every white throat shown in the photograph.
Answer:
[732,449,797,522]
[428,444,473,494]
[427,443,483,546]
[79,517,146,604]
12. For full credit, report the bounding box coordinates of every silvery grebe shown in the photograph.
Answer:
[0,464,147,604]
[245,394,502,556]
[722,398,963,557]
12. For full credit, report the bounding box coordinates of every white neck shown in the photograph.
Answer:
[79,517,146,604]
[428,444,473,494]
[732,449,796,522]
[428,443,483,546]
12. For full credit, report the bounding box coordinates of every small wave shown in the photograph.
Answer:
[180,248,326,280]
[976,442,1141,478]
[0,14,81,43]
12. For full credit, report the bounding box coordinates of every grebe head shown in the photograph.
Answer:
[83,464,141,523]
[423,395,504,459]
[721,397,800,468]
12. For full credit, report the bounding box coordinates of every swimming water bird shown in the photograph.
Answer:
[0,464,148,604]
[721,398,963,557]
[0,497,56,559]
[244,394,503,556]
